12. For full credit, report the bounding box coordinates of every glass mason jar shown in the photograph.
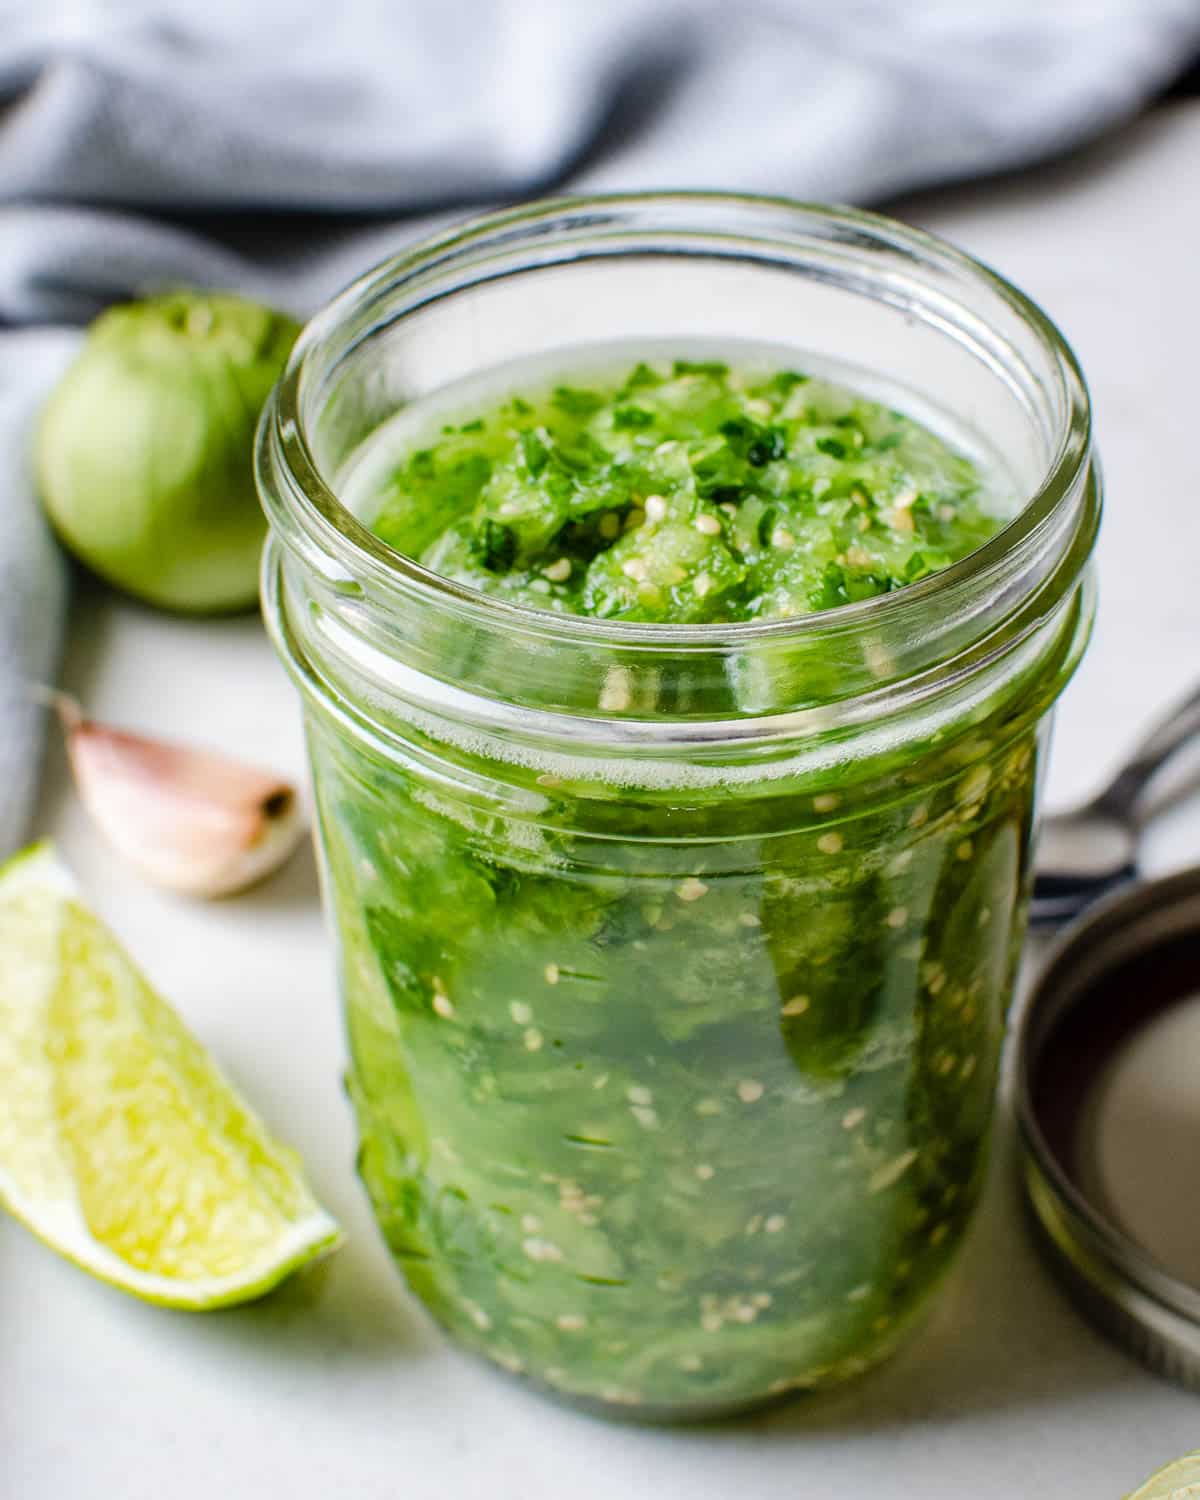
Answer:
[257,195,1099,1420]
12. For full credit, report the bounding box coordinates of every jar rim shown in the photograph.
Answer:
[262,191,1092,650]
[259,192,1099,759]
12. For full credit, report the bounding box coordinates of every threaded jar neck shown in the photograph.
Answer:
[257,194,1098,769]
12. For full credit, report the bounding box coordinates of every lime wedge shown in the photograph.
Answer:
[1128,1454,1200,1500]
[0,842,340,1307]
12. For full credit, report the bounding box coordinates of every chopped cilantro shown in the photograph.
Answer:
[520,429,550,477]
[621,361,664,391]
[470,519,517,572]
[672,358,728,377]
[552,385,606,417]
[719,417,786,467]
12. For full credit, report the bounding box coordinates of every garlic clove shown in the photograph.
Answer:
[45,691,306,898]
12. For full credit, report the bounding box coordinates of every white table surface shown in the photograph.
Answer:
[7,104,1200,1500]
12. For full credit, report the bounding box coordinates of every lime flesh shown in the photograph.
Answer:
[0,843,340,1307]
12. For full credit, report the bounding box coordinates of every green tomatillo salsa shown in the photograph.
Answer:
[367,356,1005,623]
[308,349,1042,1416]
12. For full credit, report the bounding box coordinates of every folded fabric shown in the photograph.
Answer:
[2,0,1199,853]
[0,330,77,854]
[2,0,1199,322]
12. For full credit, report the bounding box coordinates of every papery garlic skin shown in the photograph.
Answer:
[51,698,306,897]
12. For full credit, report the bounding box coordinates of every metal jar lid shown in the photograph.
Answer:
[1015,866,1200,1388]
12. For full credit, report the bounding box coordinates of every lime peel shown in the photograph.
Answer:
[0,843,341,1308]
[1127,1454,1200,1500]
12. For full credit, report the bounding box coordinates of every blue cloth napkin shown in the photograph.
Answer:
[3,1,1200,323]
[2,0,1199,851]
[0,331,77,854]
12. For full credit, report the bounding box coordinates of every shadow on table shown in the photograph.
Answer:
[175,1213,440,1372]
[54,573,114,706]
[884,101,1188,225]
[238,829,324,911]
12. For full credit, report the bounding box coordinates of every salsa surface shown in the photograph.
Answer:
[367,357,1005,623]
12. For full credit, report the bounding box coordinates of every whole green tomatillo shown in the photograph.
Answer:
[36,291,300,613]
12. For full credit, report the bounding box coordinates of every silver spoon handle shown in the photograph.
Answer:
[1096,684,1200,818]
